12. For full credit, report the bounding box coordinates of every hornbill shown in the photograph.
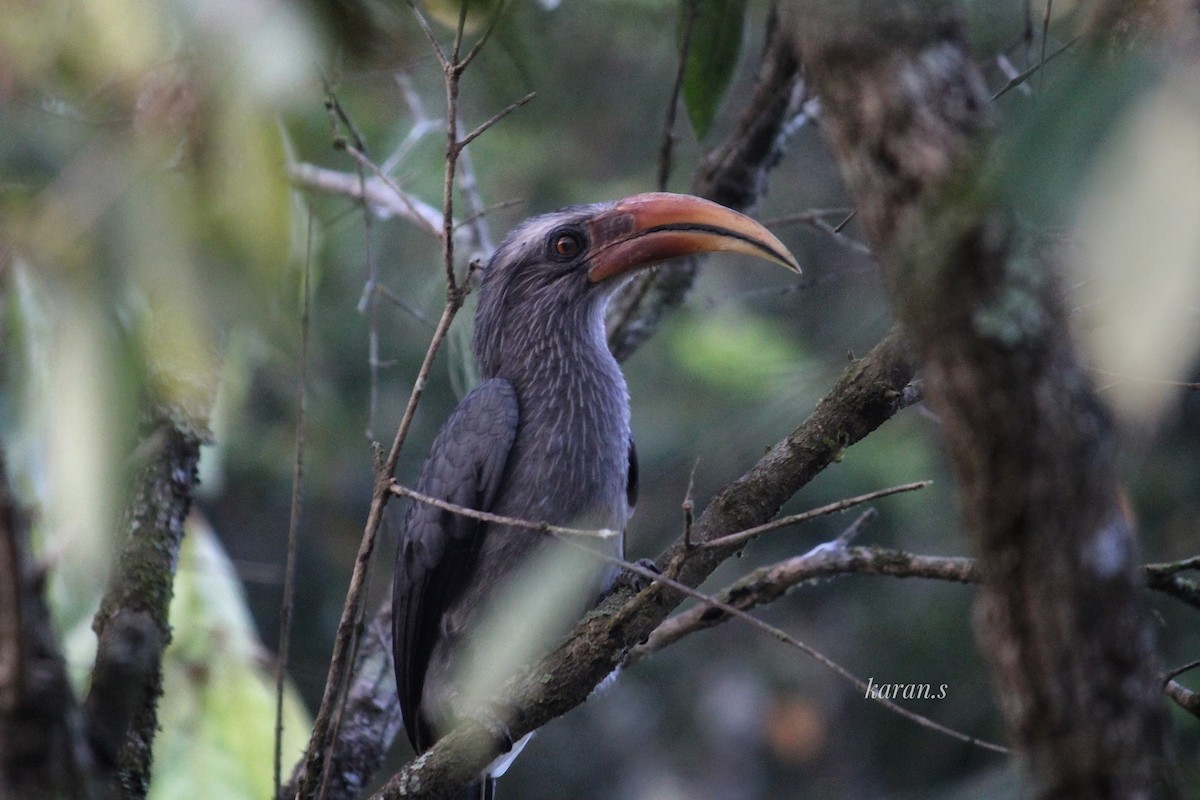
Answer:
[393,192,799,798]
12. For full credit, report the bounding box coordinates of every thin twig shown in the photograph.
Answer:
[1144,555,1200,575]
[1144,570,1200,610]
[835,507,877,544]
[458,0,508,72]
[340,144,443,239]
[1038,0,1053,96]
[769,207,872,255]
[763,208,855,226]
[454,197,525,234]
[699,480,931,551]
[451,0,470,64]
[658,0,700,190]
[573,543,1009,754]
[380,72,440,177]
[635,536,976,661]
[453,147,495,256]
[274,216,312,797]
[407,1,448,69]
[373,282,435,328]
[457,91,537,150]
[296,300,465,799]
[325,95,387,439]
[832,207,857,233]
[1164,659,1200,683]
[389,483,620,541]
[439,51,463,294]
[1090,368,1200,392]
[992,35,1077,101]
[682,460,698,549]
[325,93,370,157]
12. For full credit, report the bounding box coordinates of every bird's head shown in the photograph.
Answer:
[474,192,800,377]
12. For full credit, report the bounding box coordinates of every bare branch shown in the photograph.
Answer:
[457,91,536,150]
[373,282,436,328]
[698,480,930,551]
[88,413,206,798]
[389,484,621,543]
[1145,556,1200,575]
[636,541,976,660]
[0,450,97,800]
[768,207,872,256]
[406,1,448,70]
[1164,680,1200,719]
[1144,569,1200,611]
[288,162,443,235]
[293,300,464,799]
[682,460,697,548]
[990,35,1078,101]
[340,146,444,240]
[545,532,1008,758]
[1091,368,1200,392]
[307,606,405,800]
[1164,659,1200,682]
[657,0,700,191]
[274,219,312,798]
[380,73,440,177]
[458,1,508,72]
[292,1,517,782]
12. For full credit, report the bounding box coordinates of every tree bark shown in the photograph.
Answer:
[789,1,1175,796]
[89,414,205,799]
[0,450,97,800]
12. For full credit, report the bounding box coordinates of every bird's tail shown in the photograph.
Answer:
[454,776,497,800]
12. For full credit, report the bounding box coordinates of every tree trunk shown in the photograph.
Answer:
[789,1,1176,796]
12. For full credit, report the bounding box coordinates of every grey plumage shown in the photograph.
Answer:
[391,193,798,796]
[394,203,635,757]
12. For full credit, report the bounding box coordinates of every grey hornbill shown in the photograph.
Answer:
[393,192,799,798]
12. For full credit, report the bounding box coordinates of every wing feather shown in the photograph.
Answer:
[392,378,519,752]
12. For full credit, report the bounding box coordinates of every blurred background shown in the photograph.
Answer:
[2,1,1198,798]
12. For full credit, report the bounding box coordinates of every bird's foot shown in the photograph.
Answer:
[611,558,661,594]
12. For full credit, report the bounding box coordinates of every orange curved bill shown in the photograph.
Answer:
[584,192,800,283]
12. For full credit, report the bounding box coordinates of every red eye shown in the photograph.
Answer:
[550,231,583,260]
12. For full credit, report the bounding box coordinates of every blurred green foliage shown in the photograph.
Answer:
[1,1,1198,799]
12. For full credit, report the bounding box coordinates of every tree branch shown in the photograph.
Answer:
[87,411,206,798]
[1164,680,1200,719]
[0,449,97,800]
[634,541,977,660]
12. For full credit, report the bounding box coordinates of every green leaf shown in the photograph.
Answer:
[679,0,746,140]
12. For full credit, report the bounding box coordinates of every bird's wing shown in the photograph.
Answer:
[393,378,519,752]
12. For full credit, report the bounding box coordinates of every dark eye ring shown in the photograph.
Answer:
[548,229,584,261]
